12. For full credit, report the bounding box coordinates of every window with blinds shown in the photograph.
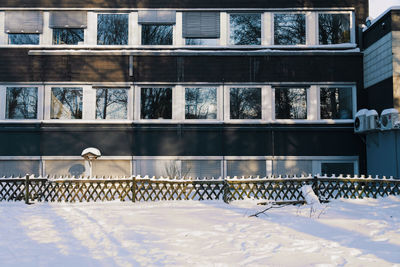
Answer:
[92,160,131,177]
[183,12,220,38]
[136,160,177,178]
[181,160,221,178]
[44,160,86,177]
[0,160,40,177]
[5,11,43,33]
[272,160,312,176]
[227,160,266,178]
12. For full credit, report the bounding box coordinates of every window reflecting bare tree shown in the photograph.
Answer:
[53,28,84,45]
[230,88,261,119]
[274,14,306,45]
[6,87,38,119]
[96,88,128,119]
[319,14,350,44]
[230,14,261,45]
[141,88,172,119]
[185,87,217,119]
[8,34,39,45]
[142,25,173,45]
[320,87,352,119]
[51,87,83,119]
[97,14,128,45]
[275,88,307,119]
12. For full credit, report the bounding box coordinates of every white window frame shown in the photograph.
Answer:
[317,11,356,45]
[272,86,310,122]
[317,85,356,122]
[314,159,359,176]
[95,12,132,47]
[271,11,308,47]
[136,85,175,122]
[0,84,44,121]
[182,85,222,122]
[227,12,264,47]
[224,85,268,123]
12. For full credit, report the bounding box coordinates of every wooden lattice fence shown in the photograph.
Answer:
[0,175,399,204]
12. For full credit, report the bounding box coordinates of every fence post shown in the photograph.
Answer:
[313,175,320,200]
[25,174,30,205]
[131,175,136,202]
[223,178,230,203]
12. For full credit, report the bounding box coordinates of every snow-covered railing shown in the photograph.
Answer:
[0,174,399,203]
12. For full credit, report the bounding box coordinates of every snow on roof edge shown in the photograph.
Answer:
[363,6,400,32]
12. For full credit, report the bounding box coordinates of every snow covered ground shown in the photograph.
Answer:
[0,197,399,267]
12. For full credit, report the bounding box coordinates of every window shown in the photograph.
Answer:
[230,13,261,45]
[185,87,217,120]
[51,87,83,119]
[6,87,38,119]
[230,88,261,119]
[8,34,39,45]
[273,160,312,176]
[182,160,221,178]
[0,160,40,177]
[319,13,351,44]
[53,29,84,45]
[275,88,307,119]
[44,160,86,176]
[185,38,218,46]
[97,14,129,45]
[227,160,266,177]
[96,88,128,120]
[92,160,131,177]
[274,14,306,45]
[141,25,173,45]
[320,87,353,119]
[136,160,177,177]
[183,12,220,46]
[321,162,354,176]
[141,88,172,119]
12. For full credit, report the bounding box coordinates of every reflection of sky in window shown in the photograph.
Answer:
[230,14,261,45]
[51,87,83,119]
[6,87,38,119]
[96,88,128,119]
[185,87,217,119]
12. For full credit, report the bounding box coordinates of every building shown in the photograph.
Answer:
[0,0,368,178]
[362,7,400,177]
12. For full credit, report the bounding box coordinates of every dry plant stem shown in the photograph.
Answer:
[250,203,291,217]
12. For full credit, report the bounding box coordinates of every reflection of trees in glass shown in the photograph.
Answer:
[230,14,261,45]
[96,88,128,119]
[185,87,217,119]
[319,14,350,44]
[320,87,352,119]
[182,160,221,178]
[274,14,306,45]
[141,88,172,119]
[142,25,173,45]
[275,88,307,119]
[230,88,261,119]
[97,14,128,45]
[185,38,218,45]
[8,34,39,45]
[6,87,38,119]
[51,87,82,119]
[53,28,84,45]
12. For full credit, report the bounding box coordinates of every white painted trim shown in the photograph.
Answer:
[308,85,318,120]
[42,156,132,160]
[175,12,184,46]
[0,8,356,12]
[0,12,6,45]
[220,12,228,46]
[42,12,52,45]
[306,12,318,45]
[0,156,42,160]
[86,12,97,45]
[174,85,184,120]
[134,156,224,160]
[37,86,45,120]
[263,12,272,46]
[266,160,273,176]
[84,86,96,120]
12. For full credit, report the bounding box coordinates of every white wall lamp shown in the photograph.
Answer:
[81,147,101,177]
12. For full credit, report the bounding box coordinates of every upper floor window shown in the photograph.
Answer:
[50,12,86,45]
[229,87,262,119]
[96,88,128,120]
[275,87,307,119]
[274,13,306,45]
[5,11,43,45]
[185,87,217,120]
[97,14,129,45]
[141,87,172,119]
[319,13,350,44]
[6,87,38,119]
[229,13,261,45]
[183,12,220,46]
[139,10,176,45]
[320,87,353,119]
[51,87,83,119]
